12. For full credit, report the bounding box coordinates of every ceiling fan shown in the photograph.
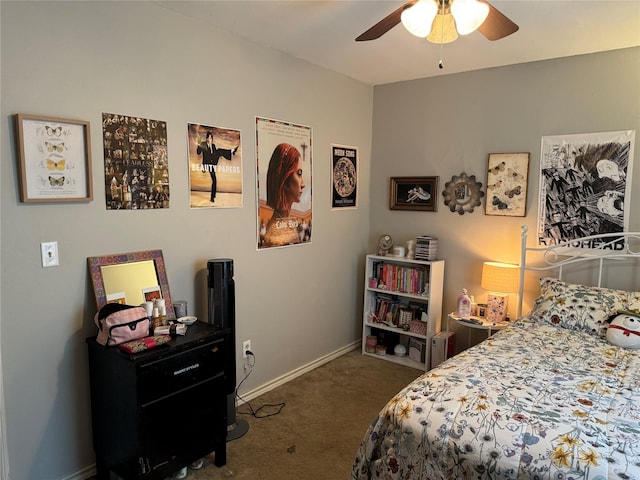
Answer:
[356,0,519,44]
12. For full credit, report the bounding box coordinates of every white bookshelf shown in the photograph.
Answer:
[362,254,444,370]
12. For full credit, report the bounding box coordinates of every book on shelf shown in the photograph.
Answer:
[371,296,424,329]
[371,261,429,295]
[374,297,401,325]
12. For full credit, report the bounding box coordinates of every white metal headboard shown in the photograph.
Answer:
[517,225,640,318]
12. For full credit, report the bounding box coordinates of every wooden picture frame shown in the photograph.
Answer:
[14,113,93,203]
[390,176,438,211]
[485,152,529,217]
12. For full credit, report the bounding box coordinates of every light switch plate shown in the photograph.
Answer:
[41,241,59,267]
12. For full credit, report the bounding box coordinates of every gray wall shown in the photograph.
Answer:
[0,2,372,479]
[2,1,639,478]
[370,47,640,345]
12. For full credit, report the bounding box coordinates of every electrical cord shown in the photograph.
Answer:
[236,350,286,418]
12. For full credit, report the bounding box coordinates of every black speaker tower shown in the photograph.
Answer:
[207,258,249,441]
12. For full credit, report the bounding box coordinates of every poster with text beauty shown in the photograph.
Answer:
[256,116,312,249]
[187,123,242,208]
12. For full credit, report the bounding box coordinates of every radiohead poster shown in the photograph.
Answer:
[187,123,242,208]
[537,130,635,246]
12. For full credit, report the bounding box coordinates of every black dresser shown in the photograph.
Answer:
[86,321,229,479]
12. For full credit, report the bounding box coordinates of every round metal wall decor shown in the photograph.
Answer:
[442,172,484,215]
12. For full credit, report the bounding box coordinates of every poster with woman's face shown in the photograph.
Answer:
[255,116,312,250]
[537,130,635,246]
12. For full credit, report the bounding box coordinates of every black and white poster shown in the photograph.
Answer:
[331,144,358,210]
[537,130,635,245]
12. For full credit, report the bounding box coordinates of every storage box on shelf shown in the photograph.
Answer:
[362,254,444,370]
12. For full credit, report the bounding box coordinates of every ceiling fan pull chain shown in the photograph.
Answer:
[438,2,445,69]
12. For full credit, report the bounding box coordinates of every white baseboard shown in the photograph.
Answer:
[62,464,95,480]
[237,340,360,404]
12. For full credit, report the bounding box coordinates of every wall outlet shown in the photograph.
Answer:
[242,340,251,358]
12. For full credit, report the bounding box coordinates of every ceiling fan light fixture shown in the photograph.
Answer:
[400,0,438,38]
[427,12,458,44]
[450,0,490,35]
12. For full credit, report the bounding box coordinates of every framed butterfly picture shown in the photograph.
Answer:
[485,152,529,217]
[14,113,93,203]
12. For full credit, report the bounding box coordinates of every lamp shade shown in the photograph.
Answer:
[400,0,490,43]
[481,262,519,293]
[401,0,438,38]
[451,0,490,35]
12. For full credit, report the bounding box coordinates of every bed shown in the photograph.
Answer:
[352,226,640,480]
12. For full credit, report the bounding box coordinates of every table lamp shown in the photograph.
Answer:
[481,261,519,322]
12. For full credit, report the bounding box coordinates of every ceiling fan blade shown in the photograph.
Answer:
[477,1,519,41]
[356,1,417,41]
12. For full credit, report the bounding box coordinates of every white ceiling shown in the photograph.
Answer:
[154,0,640,85]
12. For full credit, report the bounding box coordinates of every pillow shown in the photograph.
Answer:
[530,277,628,338]
[627,290,640,312]
[606,311,640,349]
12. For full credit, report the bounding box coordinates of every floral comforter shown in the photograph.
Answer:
[352,317,640,480]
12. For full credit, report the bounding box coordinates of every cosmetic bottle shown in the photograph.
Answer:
[457,289,472,319]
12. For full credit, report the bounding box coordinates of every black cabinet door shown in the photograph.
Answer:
[138,373,226,477]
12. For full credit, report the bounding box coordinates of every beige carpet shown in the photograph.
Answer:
[183,348,422,480]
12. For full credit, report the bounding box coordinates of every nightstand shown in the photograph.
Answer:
[446,313,509,354]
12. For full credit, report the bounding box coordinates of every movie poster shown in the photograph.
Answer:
[256,116,312,250]
[537,130,635,246]
[102,113,169,210]
[187,123,242,208]
[331,144,358,209]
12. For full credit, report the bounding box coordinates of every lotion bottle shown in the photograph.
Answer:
[457,289,472,319]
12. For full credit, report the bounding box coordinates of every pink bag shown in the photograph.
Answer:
[94,303,150,346]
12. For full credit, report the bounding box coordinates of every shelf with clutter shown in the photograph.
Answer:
[362,234,444,370]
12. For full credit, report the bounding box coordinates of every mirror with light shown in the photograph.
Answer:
[88,249,175,318]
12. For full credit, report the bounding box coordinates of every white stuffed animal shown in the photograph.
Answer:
[607,311,640,349]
